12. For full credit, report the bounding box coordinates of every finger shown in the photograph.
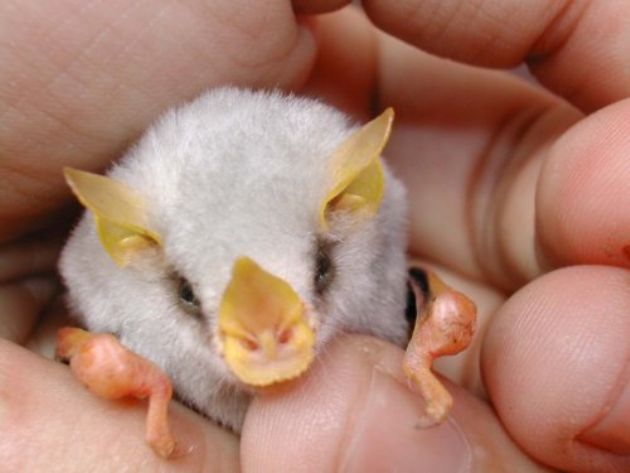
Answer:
[0,277,59,343]
[0,230,65,283]
[24,295,67,357]
[0,340,239,471]
[377,34,575,287]
[483,266,630,472]
[242,335,551,472]
[538,99,630,268]
[299,6,377,120]
[0,0,316,242]
[377,33,629,288]
[363,0,630,111]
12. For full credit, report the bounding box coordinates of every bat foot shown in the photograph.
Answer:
[403,268,477,422]
[57,327,177,459]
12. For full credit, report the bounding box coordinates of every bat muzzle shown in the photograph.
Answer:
[217,257,315,386]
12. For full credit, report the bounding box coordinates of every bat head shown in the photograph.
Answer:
[59,88,408,429]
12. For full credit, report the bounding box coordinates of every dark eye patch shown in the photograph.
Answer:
[314,239,335,295]
[176,275,201,315]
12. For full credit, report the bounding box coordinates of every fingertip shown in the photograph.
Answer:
[298,5,377,119]
[241,336,375,472]
[274,18,319,92]
[538,99,630,269]
[483,266,630,472]
[340,366,472,473]
[242,335,546,472]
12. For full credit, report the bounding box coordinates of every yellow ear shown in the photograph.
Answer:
[64,167,162,267]
[319,108,394,229]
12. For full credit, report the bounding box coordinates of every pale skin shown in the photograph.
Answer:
[0,0,629,472]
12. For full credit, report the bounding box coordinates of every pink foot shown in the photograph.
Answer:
[56,327,176,458]
[403,268,477,422]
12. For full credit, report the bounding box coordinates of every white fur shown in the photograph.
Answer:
[59,88,409,431]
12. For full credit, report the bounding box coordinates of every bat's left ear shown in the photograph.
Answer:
[64,167,162,267]
[319,108,394,229]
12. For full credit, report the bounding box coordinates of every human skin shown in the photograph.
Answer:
[0,0,628,471]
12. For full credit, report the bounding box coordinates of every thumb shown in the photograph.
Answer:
[241,335,548,472]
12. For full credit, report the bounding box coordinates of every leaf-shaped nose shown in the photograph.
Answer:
[218,257,315,386]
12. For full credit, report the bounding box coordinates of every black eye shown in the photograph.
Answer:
[178,277,200,311]
[314,242,335,295]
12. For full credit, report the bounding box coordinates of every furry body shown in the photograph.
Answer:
[60,88,409,430]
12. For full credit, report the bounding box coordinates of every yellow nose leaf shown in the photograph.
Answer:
[218,257,315,386]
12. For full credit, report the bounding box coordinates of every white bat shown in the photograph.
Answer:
[56,88,476,458]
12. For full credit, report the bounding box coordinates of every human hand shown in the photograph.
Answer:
[2,0,314,470]
[240,2,630,472]
[1,1,628,472]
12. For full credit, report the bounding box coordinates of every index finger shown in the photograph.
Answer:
[363,0,630,112]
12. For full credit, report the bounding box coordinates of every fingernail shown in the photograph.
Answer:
[341,366,471,473]
[580,375,630,454]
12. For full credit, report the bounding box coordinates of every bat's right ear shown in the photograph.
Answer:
[319,108,394,230]
[64,167,162,267]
